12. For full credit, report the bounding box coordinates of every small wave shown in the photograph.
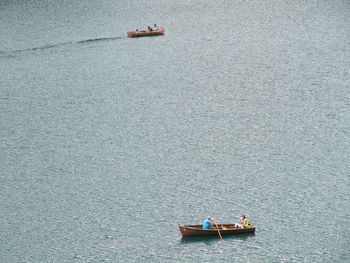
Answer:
[0,36,122,56]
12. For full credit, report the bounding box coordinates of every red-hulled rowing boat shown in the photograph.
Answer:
[179,224,256,237]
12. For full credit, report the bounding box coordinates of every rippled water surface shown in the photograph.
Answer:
[1,0,349,262]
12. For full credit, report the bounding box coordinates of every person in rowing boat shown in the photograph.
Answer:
[235,215,251,228]
[242,215,251,227]
[203,216,216,229]
[147,25,153,32]
[153,24,159,31]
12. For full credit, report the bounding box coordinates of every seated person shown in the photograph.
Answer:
[235,215,251,228]
[203,216,215,229]
[153,24,159,31]
[147,25,153,31]
[242,215,251,227]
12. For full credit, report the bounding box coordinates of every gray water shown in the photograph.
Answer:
[1,0,349,262]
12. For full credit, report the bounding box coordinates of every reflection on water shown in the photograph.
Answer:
[180,233,256,244]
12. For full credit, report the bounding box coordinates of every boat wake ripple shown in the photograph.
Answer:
[0,36,122,57]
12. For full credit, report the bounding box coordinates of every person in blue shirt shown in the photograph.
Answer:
[203,216,214,229]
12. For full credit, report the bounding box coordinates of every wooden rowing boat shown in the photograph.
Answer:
[127,29,165,38]
[179,224,256,237]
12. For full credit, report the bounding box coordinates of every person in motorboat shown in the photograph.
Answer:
[153,24,159,31]
[147,25,153,31]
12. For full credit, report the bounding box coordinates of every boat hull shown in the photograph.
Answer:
[127,30,165,38]
[179,224,255,237]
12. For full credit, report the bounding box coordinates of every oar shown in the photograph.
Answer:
[213,221,223,240]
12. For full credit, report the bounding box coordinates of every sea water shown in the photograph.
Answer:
[1,0,349,262]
